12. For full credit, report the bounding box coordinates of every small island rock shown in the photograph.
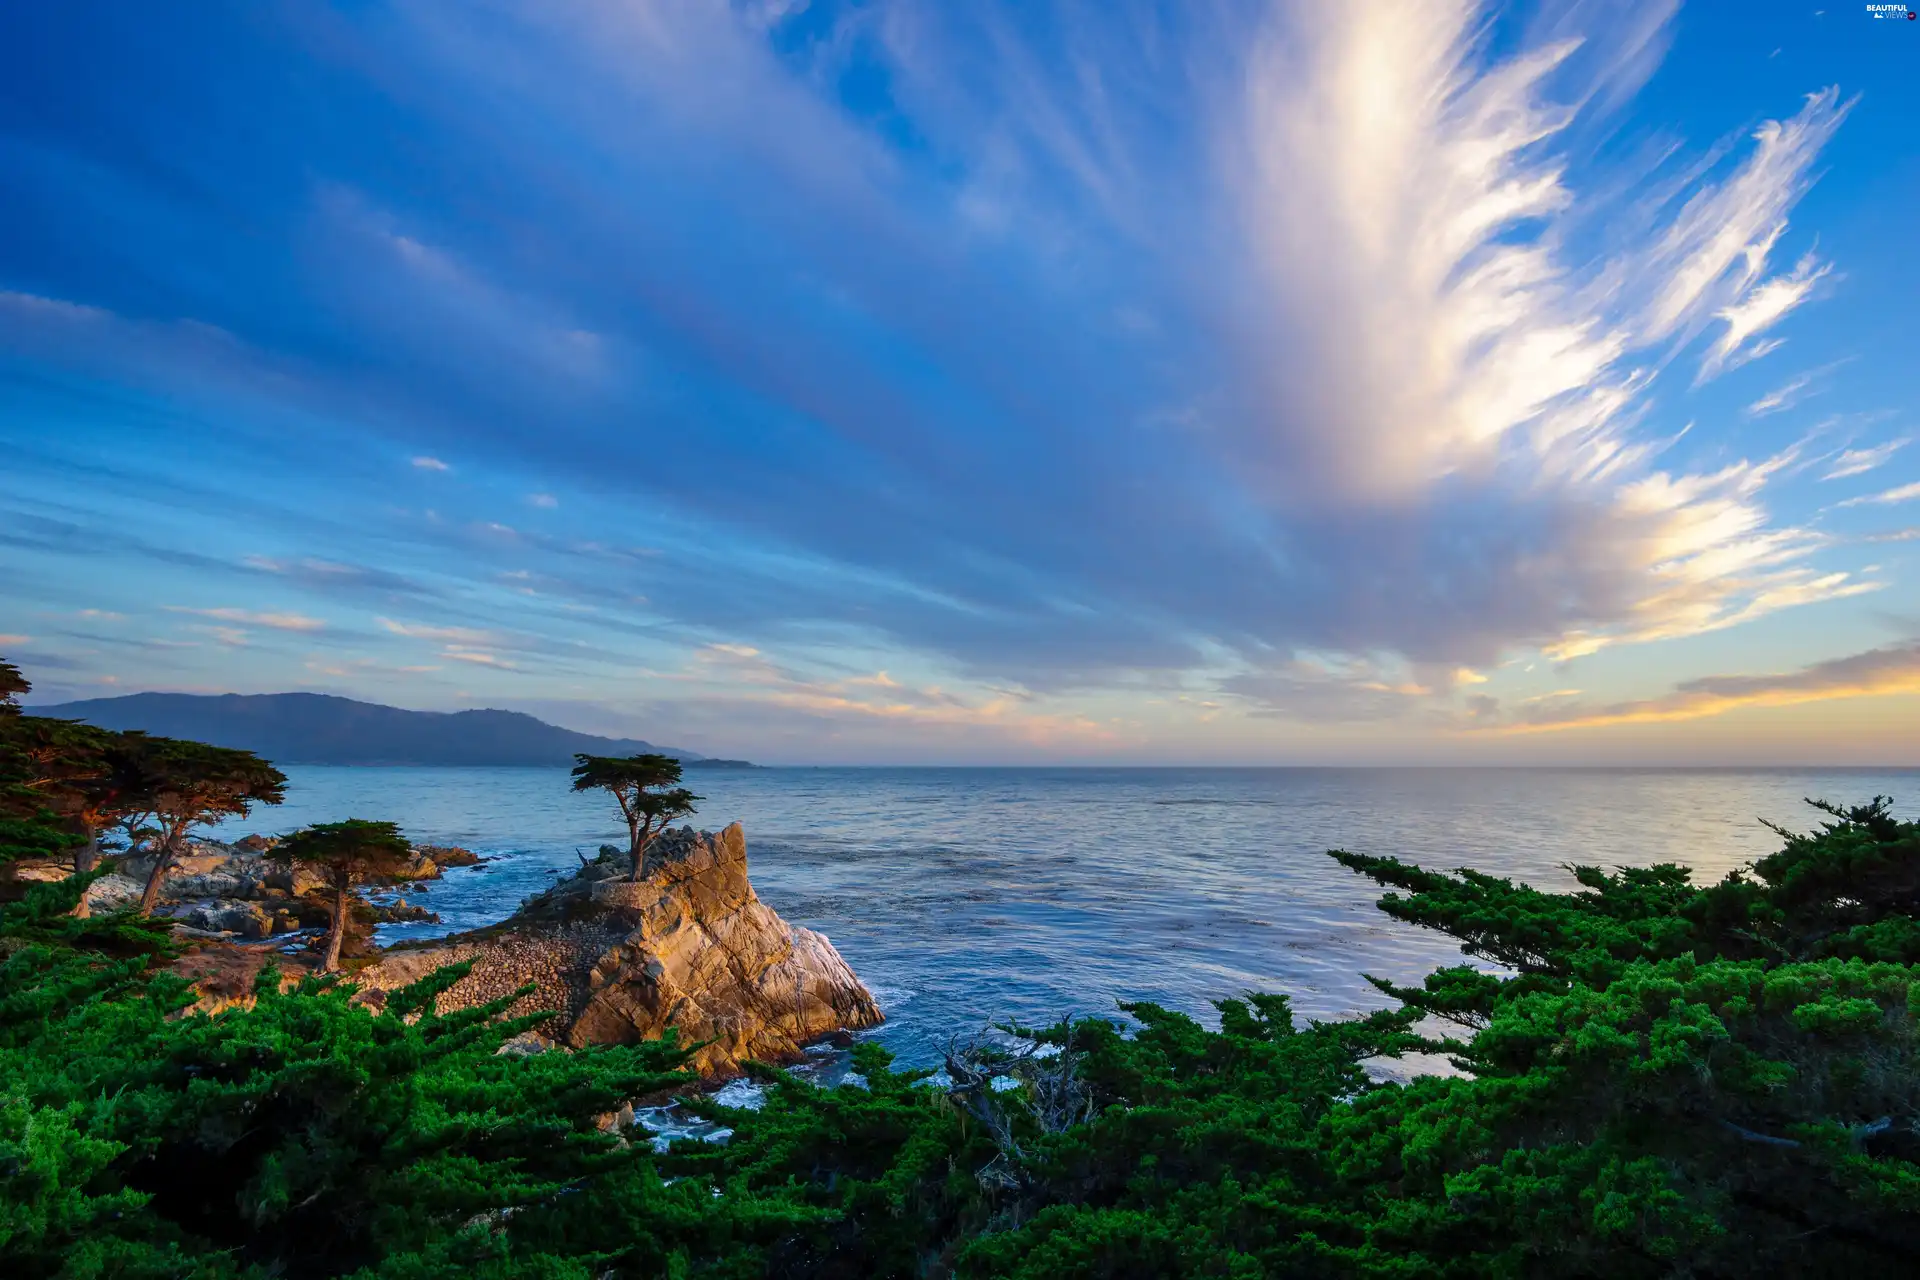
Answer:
[354,822,883,1076]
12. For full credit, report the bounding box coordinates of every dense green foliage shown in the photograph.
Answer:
[0,878,762,1278]
[4,656,1919,1275]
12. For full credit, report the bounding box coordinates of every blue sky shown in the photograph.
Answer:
[2,0,1916,765]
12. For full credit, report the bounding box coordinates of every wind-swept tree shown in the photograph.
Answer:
[273,819,415,971]
[132,739,286,917]
[0,719,153,876]
[66,732,157,882]
[0,716,140,914]
[0,656,27,714]
[570,753,700,882]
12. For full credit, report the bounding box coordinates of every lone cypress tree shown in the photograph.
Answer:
[274,819,416,972]
[570,752,700,881]
[130,739,286,917]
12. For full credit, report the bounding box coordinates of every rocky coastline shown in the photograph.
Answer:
[353,823,883,1075]
[0,820,881,1078]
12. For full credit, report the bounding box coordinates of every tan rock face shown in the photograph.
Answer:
[356,823,883,1076]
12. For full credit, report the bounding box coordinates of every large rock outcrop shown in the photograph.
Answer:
[354,823,882,1076]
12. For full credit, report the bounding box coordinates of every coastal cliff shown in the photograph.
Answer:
[354,823,883,1075]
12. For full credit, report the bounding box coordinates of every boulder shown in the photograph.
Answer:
[88,842,315,922]
[261,860,329,898]
[417,844,483,868]
[120,839,444,901]
[80,873,145,914]
[0,857,75,888]
[497,1031,554,1057]
[166,867,264,899]
[121,848,243,888]
[119,846,283,901]
[173,898,274,940]
[400,850,441,880]
[355,823,883,1077]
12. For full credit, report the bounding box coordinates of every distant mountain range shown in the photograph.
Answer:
[32,692,718,768]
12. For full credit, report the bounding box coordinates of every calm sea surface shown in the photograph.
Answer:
[211,767,1919,1068]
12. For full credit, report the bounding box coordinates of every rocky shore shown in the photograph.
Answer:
[354,823,883,1075]
[1,835,489,1006]
[73,837,472,938]
[1,821,879,1077]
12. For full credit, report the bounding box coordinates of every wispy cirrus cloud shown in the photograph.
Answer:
[1703,251,1833,380]
[164,606,326,632]
[377,617,534,673]
[628,642,1124,748]
[1747,372,1817,417]
[443,648,517,670]
[0,0,1889,741]
[198,626,250,648]
[376,617,499,646]
[244,556,436,598]
[1824,439,1908,480]
[1839,482,1920,509]
[1640,87,1853,374]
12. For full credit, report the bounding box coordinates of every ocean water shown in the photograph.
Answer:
[210,766,1919,1068]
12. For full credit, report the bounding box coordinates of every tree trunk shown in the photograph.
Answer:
[323,880,350,973]
[70,825,99,919]
[627,815,644,882]
[137,843,175,918]
[629,822,655,882]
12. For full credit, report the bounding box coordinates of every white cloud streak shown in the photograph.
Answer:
[1638,87,1852,374]
[1746,372,1815,418]
[377,617,498,644]
[444,648,517,669]
[1703,251,1833,379]
[1839,481,1920,509]
[1824,439,1907,481]
[164,606,326,632]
